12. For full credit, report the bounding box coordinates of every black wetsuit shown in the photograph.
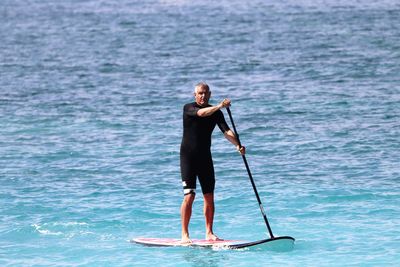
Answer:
[180,102,230,195]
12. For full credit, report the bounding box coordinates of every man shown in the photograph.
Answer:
[180,82,245,244]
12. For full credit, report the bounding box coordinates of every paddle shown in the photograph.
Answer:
[226,107,275,239]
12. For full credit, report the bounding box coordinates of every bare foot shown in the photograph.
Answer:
[180,235,192,245]
[206,233,223,241]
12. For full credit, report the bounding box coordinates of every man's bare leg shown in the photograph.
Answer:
[181,193,195,243]
[203,193,222,241]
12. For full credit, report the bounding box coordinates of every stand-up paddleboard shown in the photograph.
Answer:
[132,236,295,250]
[132,108,295,251]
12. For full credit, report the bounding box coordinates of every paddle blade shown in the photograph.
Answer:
[228,236,295,251]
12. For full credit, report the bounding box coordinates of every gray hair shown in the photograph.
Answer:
[194,82,210,93]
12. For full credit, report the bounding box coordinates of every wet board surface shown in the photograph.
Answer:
[132,236,295,250]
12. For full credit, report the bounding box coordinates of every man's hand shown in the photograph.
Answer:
[218,98,231,109]
[237,145,246,155]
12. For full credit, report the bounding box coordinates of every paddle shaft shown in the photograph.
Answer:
[226,107,275,239]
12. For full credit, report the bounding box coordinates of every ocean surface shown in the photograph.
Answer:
[1,0,400,266]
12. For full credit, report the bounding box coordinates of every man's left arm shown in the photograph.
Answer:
[224,130,246,155]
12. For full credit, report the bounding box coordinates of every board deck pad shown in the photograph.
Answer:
[132,236,295,250]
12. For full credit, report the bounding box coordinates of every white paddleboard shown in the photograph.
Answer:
[132,236,295,250]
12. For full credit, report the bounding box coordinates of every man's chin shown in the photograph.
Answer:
[199,100,208,106]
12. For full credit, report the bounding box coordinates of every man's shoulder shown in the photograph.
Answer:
[184,102,203,109]
[184,102,214,107]
[184,102,196,107]
[183,102,194,111]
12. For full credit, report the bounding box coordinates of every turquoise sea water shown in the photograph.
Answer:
[1,0,400,266]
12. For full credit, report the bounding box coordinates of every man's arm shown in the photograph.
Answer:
[224,129,246,155]
[197,99,231,117]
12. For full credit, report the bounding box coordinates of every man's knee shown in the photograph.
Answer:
[183,192,195,204]
[203,193,214,204]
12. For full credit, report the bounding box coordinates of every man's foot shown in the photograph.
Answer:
[206,233,223,241]
[180,235,192,245]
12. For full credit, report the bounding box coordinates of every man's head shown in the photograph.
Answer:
[194,82,211,107]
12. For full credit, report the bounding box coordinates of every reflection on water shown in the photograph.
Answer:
[182,247,229,267]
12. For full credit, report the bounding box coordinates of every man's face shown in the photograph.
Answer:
[194,87,211,106]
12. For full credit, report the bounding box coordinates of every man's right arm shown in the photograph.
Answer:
[197,99,231,117]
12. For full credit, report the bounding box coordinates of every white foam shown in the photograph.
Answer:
[32,224,63,236]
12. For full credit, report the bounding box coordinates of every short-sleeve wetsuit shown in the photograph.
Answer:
[180,102,230,195]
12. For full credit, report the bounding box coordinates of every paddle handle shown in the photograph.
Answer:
[226,107,275,239]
